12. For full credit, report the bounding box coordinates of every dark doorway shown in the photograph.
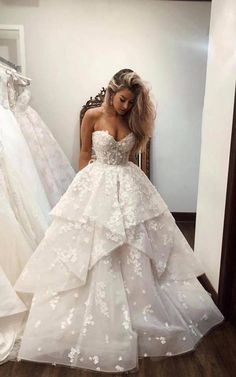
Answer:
[217,84,236,324]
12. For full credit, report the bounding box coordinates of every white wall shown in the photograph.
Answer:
[0,0,210,212]
[194,0,236,292]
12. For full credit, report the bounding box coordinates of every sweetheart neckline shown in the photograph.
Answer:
[93,130,134,143]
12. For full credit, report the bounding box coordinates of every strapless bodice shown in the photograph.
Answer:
[92,130,136,165]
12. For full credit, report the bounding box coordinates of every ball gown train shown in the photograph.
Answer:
[15,129,224,373]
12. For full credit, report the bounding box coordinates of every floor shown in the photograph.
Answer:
[1,222,235,377]
[176,220,196,249]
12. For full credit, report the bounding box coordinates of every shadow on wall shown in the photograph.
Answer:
[72,112,81,172]
[1,0,40,7]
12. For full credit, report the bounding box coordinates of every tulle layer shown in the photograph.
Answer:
[0,143,49,254]
[17,246,223,372]
[14,90,75,207]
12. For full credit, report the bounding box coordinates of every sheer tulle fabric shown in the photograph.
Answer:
[0,140,46,364]
[15,130,224,372]
[14,89,75,207]
[0,105,51,221]
[0,146,49,277]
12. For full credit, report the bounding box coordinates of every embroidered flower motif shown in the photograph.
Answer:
[49,292,60,310]
[81,313,95,336]
[160,336,166,344]
[127,247,143,277]
[115,365,124,371]
[68,347,80,363]
[142,304,154,322]
[121,305,131,330]
[95,282,110,318]
[61,308,75,329]
[91,355,99,365]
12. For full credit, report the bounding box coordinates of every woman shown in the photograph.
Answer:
[14,69,224,373]
[79,68,154,169]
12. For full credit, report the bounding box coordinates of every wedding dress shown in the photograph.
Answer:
[0,265,27,364]
[15,129,224,373]
[13,89,75,207]
[0,70,50,365]
[0,135,46,364]
[0,136,34,364]
[0,71,51,223]
[0,142,48,276]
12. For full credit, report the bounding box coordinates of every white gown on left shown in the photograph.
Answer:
[0,142,46,273]
[0,140,40,364]
[0,70,51,247]
[13,88,75,207]
[0,69,51,364]
[0,265,27,364]
[0,102,51,363]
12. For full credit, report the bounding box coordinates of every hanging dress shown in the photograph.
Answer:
[0,70,51,247]
[0,69,52,364]
[13,88,75,207]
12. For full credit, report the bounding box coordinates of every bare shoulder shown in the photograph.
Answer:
[84,106,103,121]
[81,107,100,131]
[80,107,104,146]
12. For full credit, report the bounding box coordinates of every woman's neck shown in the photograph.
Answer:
[102,105,122,119]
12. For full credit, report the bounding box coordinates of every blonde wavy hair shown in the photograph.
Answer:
[102,69,156,153]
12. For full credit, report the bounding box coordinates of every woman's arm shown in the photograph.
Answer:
[79,110,95,170]
[129,143,138,164]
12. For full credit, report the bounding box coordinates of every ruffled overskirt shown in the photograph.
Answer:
[15,161,224,372]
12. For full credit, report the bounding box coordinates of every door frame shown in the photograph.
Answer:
[217,84,236,320]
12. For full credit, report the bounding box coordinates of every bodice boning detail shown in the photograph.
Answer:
[92,130,135,165]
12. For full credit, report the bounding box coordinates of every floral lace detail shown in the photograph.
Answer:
[126,247,143,277]
[68,347,80,363]
[95,281,110,318]
[0,71,10,109]
[92,130,135,165]
[142,304,154,322]
[81,313,95,336]
[121,304,132,330]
